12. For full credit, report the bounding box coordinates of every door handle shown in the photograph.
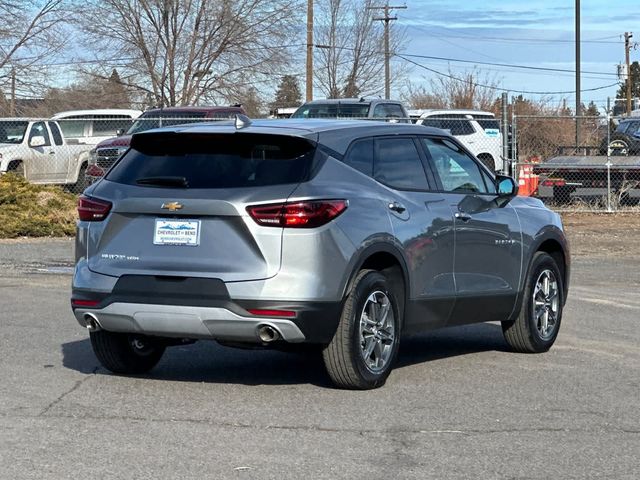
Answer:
[454,211,472,222]
[49,151,56,155]
[388,201,406,213]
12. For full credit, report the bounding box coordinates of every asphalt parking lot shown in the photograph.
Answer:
[0,230,638,479]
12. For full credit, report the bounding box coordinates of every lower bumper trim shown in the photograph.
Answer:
[73,302,306,343]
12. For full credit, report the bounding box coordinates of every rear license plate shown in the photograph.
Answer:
[153,219,201,246]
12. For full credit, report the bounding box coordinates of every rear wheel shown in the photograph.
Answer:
[8,161,24,177]
[90,330,166,374]
[70,163,90,194]
[477,154,496,172]
[322,270,401,390]
[502,252,563,353]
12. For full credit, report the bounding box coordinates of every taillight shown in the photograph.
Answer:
[86,164,105,178]
[247,200,348,228]
[77,195,112,221]
[247,309,297,318]
[71,299,100,308]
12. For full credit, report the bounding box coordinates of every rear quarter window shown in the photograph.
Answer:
[106,133,316,188]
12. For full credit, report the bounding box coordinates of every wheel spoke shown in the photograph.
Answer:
[362,336,376,360]
[373,340,384,368]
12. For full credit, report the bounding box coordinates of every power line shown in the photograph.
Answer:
[400,52,619,77]
[405,27,623,45]
[396,54,619,95]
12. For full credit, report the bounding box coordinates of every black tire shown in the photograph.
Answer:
[322,270,401,390]
[70,164,90,194]
[477,154,496,172]
[8,161,24,177]
[90,330,166,374]
[607,136,630,156]
[502,252,564,353]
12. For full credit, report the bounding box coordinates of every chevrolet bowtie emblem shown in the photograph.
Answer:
[161,202,183,211]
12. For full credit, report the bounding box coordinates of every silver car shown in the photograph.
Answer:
[71,118,570,390]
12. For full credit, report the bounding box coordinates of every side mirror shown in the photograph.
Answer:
[29,136,46,148]
[116,129,125,136]
[496,174,518,197]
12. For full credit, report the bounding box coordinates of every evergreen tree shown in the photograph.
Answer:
[616,61,640,101]
[102,69,131,108]
[271,75,302,109]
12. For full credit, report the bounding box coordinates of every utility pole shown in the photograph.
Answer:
[575,0,581,149]
[306,0,314,101]
[10,68,16,117]
[625,32,633,116]
[369,3,406,99]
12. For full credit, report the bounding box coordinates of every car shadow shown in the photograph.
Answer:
[61,323,510,388]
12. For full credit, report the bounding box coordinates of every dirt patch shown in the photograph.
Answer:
[561,212,640,257]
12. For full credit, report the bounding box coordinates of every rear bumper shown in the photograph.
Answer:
[73,302,307,343]
[71,273,342,344]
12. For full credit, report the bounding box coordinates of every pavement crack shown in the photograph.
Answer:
[38,367,99,417]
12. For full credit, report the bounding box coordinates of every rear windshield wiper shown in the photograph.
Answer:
[135,176,189,188]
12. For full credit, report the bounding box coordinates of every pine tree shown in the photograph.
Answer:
[102,69,131,108]
[271,75,302,109]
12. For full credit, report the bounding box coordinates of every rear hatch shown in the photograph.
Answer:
[87,131,316,281]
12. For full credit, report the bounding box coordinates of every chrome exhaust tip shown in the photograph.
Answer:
[257,324,280,343]
[83,313,101,332]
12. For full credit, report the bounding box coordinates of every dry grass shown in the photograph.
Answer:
[561,212,640,257]
[0,174,77,238]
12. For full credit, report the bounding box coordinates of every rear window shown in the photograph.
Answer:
[106,133,315,189]
[291,103,370,119]
[127,112,208,135]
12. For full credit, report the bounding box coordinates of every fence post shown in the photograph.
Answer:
[606,97,613,212]
[501,92,509,173]
[512,112,518,180]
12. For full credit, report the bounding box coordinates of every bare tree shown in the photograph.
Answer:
[79,0,302,107]
[314,0,405,99]
[0,1,69,109]
[403,68,501,111]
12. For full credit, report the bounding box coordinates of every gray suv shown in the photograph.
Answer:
[71,118,570,390]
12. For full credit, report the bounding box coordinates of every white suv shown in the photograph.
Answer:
[415,110,504,172]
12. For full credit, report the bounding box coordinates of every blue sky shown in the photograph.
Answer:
[397,0,636,109]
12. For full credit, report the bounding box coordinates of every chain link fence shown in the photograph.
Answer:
[513,115,640,211]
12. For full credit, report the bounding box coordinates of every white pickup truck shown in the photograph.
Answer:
[0,119,93,190]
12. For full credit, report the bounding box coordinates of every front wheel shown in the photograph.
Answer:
[502,252,564,353]
[90,330,166,374]
[322,270,401,389]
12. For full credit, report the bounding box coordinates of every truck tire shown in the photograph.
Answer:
[502,252,563,353]
[322,270,401,390]
[8,161,24,177]
[607,139,629,156]
[477,153,496,172]
[90,330,166,374]
[70,164,90,194]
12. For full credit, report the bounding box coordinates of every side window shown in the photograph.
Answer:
[47,122,64,146]
[627,122,640,136]
[617,122,630,134]
[58,119,88,138]
[29,122,51,147]
[211,111,237,119]
[372,103,404,120]
[374,137,429,190]
[443,119,475,136]
[344,138,373,177]
[92,116,133,136]
[422,137,489,194]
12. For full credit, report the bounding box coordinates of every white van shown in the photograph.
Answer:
[51,109,142,146]
[415,109,504,172]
